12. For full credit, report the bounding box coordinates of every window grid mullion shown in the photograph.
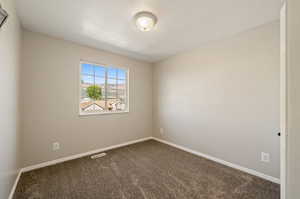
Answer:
[93,65,96,111]
[116,69,119,100]
[125,71,127,109]
[105,68,108,110]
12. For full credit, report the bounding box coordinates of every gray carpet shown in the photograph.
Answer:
[13,140,280,199]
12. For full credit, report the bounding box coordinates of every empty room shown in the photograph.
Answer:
[1,0,300,199]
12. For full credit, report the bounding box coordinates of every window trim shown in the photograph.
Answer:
[79,60,130,116]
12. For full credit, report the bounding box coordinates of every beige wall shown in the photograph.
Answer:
[287,0,300,198]
[21,30,153,167]
[0,0,22,198]
[153,22,280,178]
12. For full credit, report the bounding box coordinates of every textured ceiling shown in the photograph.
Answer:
[16,0,280,63]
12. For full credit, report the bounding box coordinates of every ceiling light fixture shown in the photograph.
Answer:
[134,11,157,32]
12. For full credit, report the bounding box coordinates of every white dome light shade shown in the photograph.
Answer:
[134,11,157,32]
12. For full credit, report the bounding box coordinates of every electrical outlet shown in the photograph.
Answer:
[52,142,60,151]
[261,152,270,162]
[159,128,164,135]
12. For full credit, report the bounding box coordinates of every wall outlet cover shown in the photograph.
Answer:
[159,128,164,135]
[261,152,270,162]
[52,142,60,151]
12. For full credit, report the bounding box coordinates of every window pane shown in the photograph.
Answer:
[116,98,126,111]
[117,79,126,90]
[81,75,94,85]
[107,78,117,84]
[95,77,105,86]
[95,77,105,101]
[94,66,106,77]
[108,68,117,78]
[81,63,94,75]
[107,89,117,99]
[107,99,119,111]
[93,100,106,112]
[80,98,95,113]
[117,89,126,97]
[107,78,117,89]
[80,96,106,114]
[118,69,126,80]
[81,87,88,99]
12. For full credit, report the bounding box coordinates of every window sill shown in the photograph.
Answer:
[79,110,129,117]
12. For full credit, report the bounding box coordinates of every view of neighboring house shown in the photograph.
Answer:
[80,99,126,113]
[80,64,127,114]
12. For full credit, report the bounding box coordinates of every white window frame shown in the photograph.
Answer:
[79,60,130,116]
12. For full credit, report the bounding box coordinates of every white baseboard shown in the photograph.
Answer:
[152,137,280,184]
[22,137,152,172]
[8,169,23,199]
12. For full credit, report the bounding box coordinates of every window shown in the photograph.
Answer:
[80,61,129,115]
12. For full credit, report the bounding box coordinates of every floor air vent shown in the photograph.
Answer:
[91,153,107,159]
